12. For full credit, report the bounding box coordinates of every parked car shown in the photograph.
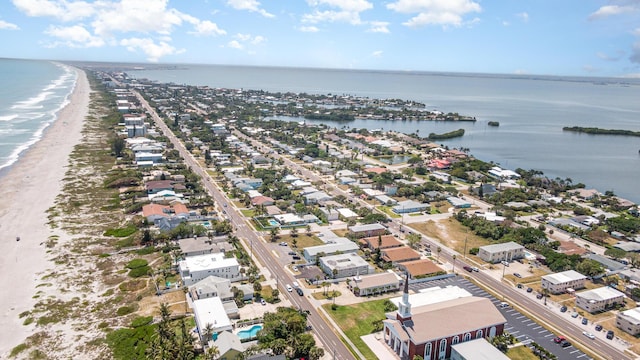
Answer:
[536,293,543,299]
[501,261,510,267]
[499,302,509,308]
[463,266,473,272]
[279,242,288,246]
[527,287,533,293]
[571,312,579,318]
[260,298,266,306]
[288,251,296,255]
[292,265,298,272]
[582,318,588,325]
[561,341,572,348]
[514,273,522,278]
[595,324,603,331]
[582,331,595,339]
[560,306,567,313]
[517,284,523,289]
[606,330,615,340]
[553,336,566,344]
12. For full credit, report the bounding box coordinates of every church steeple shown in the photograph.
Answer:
[397,271,412,321]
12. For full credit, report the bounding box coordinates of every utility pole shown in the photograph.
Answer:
[463,235,468,259]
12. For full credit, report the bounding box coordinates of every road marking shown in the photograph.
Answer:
[570,349,580,354]
[532,325,541,330]
[544,333,553,337]
[576,354,587,358]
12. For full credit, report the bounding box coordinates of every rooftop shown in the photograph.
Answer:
[542,270,587,284]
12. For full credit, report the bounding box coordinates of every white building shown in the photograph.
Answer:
[451,338,510,360]
[192,297,233,343]
[303,240,359,263]
[617,307,640,335]
[179,253,240,286]
[337,208,358,220]
[319,253,372,279]
[478,242,524,263]
[575,287,625,313]
[541,270,587,294]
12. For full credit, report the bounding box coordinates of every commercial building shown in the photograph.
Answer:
[348,223,387,238]
[303,240,359,263]
[349,272,400,297]
[319,253,373,279]
[616,307,640,335]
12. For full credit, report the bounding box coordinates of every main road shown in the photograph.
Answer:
[135,92,358,360]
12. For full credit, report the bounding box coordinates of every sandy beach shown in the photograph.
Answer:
[0,67,90,356]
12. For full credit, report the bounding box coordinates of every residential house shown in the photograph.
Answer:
[359,235,404,251]
[212,331,244,360]
[320,207,339,221]
[192,297,233,343]
[251,196,275,207]
[190,276,234,302]
[393,200,429,214]
[178,237,219,257]
[447,197,471,209]
[273,213,305,227]
[145,180,185,194]
[179,253,241,286]
[304,191,332,205]
[337,208,358,221]
[616,307,640,335]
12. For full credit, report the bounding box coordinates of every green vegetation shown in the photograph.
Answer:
[305,113,355,122]
[257,307,323,359]
[104,224,138,237]
[563,126,640,137]
[126,258,151,278]
[9,343,29,358]
[324,299,392,360]
[427,128,465,140]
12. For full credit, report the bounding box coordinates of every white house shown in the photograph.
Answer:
[192,297,233,343]
[575,287,625,313]
[179,253,241,286]
[478,242,525,263]
[541,270,587,294]
[617,307,640,335]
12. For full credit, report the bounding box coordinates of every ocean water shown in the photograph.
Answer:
[130,65,640,202]
[0,59,77,173]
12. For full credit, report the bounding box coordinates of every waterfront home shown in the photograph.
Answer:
[189,276,234,302]
[488,166,521,180]
[149,189,184,202]
[145,179,185,194]
[142,202,189,223]
[178,237,220,257]
[575,287,625,313]
[179,253,241,286]
[192,297,233,343]
[540,270,587,294]
[570,188,601,200]
[211,331,243,360]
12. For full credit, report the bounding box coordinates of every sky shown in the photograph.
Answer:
[1,0,640,77]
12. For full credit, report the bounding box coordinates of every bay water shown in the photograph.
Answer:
[131,65,640,202]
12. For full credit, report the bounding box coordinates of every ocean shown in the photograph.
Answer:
[0,59,77,174]
[129,64,640,203]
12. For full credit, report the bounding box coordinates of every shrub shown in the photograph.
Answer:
[116,305,136,316]
[469,247,479,255]
[130,316,153,328]
[128,266,151,278]
[104,225,138,238]
[126,259,148,269]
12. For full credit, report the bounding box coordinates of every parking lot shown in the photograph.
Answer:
[410,276,593,360]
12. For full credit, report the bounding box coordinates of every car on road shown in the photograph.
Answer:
[553,336,566,344]
[561,341,572,348]
[514,273,522,278]
[606,330,614,339]
[223,203,227,207]
[560,306,567,312]
[286,284,293,292]
[463,266,473,272]
[582,331,595,339]
[296,287,304,296]
[595,324,603,331]
[260,298,266,306]
[517,283,523,289]
[471,267,479,272]
[582,318,588,325]
[527,287,533,293]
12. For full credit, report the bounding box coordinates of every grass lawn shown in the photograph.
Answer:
[409,217,492,257]
[323,300,389,360]
[278,234,324,248]
[506,345,538,360]
[377,206,401,218]
[241,209,256,217]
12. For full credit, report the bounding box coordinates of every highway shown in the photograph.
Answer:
[135,92,357,360]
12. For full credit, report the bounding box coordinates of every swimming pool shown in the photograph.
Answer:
[237,324,262,340]
[524,250,536,260]
[268,219,279,226]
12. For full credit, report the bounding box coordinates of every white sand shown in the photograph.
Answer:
[0,67,90,356]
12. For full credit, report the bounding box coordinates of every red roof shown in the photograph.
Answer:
[365,167,388,174]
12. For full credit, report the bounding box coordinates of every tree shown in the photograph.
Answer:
[604,247,627,260]
[308,347,325,360]
[406,233,421,249]
[576,259,605,278]
[112,136,126,157]
[204,346,219,360]
[203,323,214,345]
[270,227,280,242]
[306,224,312,236]
[291,227,299,238]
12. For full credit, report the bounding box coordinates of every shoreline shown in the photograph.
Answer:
[0,67,90,356]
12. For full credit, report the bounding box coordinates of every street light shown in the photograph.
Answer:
[502,262,507,279]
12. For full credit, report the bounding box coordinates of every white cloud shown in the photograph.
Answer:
[235,33,252,41]
[589,4,638,20]
[45,24,104,47]
[299,25,320,32]
[228,40,243,49]
[368,21,390,33]
[0,20,20,30]
[371,50,383,57]
[12,0,95,22]
[91,0,187,37]
[227,0,274,18]
[251,35,265,45]
[120,37,184,62]
[516,12,529,22]
[189,20,226,37]
[387,0,481,27]
[303,0,372,25]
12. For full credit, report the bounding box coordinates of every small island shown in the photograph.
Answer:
[488,121,499,127]
[428,128,465,140]
[563,126,640,137]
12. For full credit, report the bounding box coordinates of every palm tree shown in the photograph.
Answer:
[203,323,214,345]
[452,254,457,274]
[308,346,325,360]
[204,345,219,360]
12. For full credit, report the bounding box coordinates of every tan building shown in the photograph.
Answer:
[617,307,640,335]
[382,247,422,265]
[541,270,587,294]
[397,259,444,280]
[359,235,404,250]
[575,287,625,313]
[349,272,400,296]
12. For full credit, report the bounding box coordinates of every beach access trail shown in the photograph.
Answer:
[0,68,89,356]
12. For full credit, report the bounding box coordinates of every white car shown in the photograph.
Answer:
[583,331,595,339]
[286,284,293,292]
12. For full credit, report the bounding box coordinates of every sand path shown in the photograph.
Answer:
[0,67,89,356]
